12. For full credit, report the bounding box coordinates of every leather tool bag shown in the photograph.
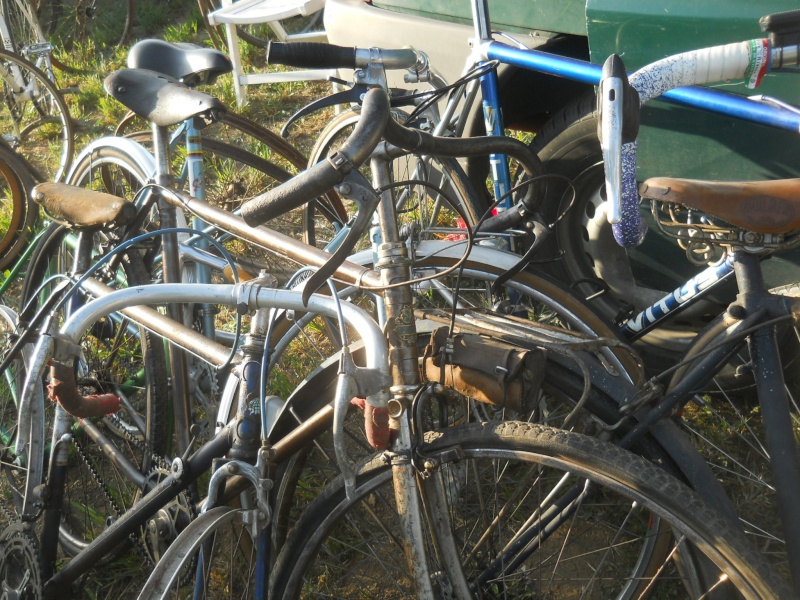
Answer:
[422,327,545,413]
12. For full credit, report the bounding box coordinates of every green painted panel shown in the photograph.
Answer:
[586,0,800,181]
[372,0,587,36]
[637,102,800,181]
[586,0,798,66]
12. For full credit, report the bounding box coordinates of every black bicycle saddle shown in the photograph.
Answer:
[127,39,233,86]
[105,68,226,128]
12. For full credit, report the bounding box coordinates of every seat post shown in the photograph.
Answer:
[730,249,767,296]
[153,122,193,457]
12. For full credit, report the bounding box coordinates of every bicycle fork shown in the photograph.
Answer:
[734,252,800,594]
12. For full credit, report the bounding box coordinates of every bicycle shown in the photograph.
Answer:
[280,0,800,363]
[212,16,796,592]
[16,39,348,480]
[217,30,800,597]
[153,85,791,597]
[585,21,800,586]
[0,85,788,598]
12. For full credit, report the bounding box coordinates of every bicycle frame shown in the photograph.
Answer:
[614,249,800,591]
[22,98,458,594]
[24,282,389,593]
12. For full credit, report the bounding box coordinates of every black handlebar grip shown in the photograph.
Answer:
[760,10,800,45]
[760,10,800,33]
[240,161,339,226]
[266,41,357,69]
[240,88,390,227]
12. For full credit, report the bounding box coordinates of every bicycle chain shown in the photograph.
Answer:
[73,415,188,563]
[72,435,151,560]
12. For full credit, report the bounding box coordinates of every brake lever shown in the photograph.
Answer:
[597,54,639,224]
[301,168,380,305]
[281,84,370,138]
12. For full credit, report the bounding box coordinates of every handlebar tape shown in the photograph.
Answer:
[614,39,770,248]
[267,41,357,69]
[240,87,390,226]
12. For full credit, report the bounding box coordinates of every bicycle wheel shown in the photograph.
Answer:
[304,107,483,250]
[66,140,152,198]
[0,141,35,271]
[19,222,171,558]
[116,114,318,280]
[142,377,716,600]
[270,421,790,599]
[0,47,72,181]
[115,114,306,212]
[37,0,133,71]
[266,244,654,553]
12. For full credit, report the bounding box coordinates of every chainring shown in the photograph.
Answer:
[0,522,42,599]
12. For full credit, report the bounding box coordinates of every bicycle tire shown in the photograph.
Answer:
[143,367,711,600]
[220,111,308,170]
[0,47,72,181]
[18,221,171,558]
[115,117,331,281]
[116,117,307,208]
[66,140,152,199]
[18,220,63,309]
[0,141,35,271]
[37,0,134,72]
[195,0,226,50]
[271,421,791,599]
[266,244,662,556]
[304,107,484,250]
[113,110,308,173]
[267,341,676,557]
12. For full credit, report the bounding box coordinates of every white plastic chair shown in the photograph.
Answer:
[208,0,331,105]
